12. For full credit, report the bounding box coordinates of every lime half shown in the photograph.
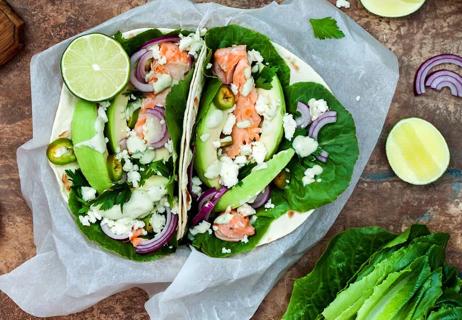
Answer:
[361,0,426,18]
[386,118,450,185]
[61,33,130,102]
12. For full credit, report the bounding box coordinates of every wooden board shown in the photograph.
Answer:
[0,0,24,65]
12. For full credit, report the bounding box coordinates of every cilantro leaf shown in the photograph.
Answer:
[309,17,345,40]
[65,169,89,189]
[139,159,173,185]
[255,66,278,89]
[92,183,132,211]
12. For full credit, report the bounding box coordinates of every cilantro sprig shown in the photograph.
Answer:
[309,17,345,40]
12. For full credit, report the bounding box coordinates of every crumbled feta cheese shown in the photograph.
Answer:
[308,98,329,121]
[221,247,232,254]
[251,141,267,164]
[230,84,239,95]
[99,101,111,110]
[237,119,252,129]
[206,63,212,69]
[220,136,233,145]
[241,77,254,97]
[139,149,156,164]
[207,109,225,129]
[250,215,258,224]
[247,49,264,65]
[191,176,202,196]
[190,221,212,236]
[153,74,173,93]
[240,144,252,156]
[219,156,239,188]
[234,155,248,167]
[302,165,324,186]
[356,95,361,102]
[179,31,204,58]
[237,204,256,216]
[127,132,147,154]
[255,90,280,120]
[205,160,221,179]
[150,213,166,233]
[81,186,97,201]
[102,218,145,236]
[165,139,173,153]
[200,133,210,142]
[243,66,252,79]
[123,158,134,172]
[336,0,350,8]
[79,215,91,226]
[222,113,236,135]
[212,140,221,149]
[127,170,141,188]
[241,235,249,243]
[149,44,167,65]
[292,135,318,158]
[264,199,275,209]
[214,212,234,224]
[283,113,297,141]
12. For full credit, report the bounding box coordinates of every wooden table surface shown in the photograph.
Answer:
[1,0,461,319]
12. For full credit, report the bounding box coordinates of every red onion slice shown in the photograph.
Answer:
[295,101,311,128]
[136,50,153,84]
[308,111,337,140]
[144,107,170,149]
[316,149,329,163]
[414,54,462,96]
[192,187,227,225]
[141,35,181,50]
[249,186,271,209]
[425,70,462,97]
[101,222,129,240]
[135,211,178,254]
[130,49,154,92]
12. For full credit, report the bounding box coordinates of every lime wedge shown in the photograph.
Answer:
[360,0,426,18]
[61,33,130,102]
[386,118,450,185]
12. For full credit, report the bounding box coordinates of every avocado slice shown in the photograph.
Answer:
[258,75,285,160]
[214,148,295,212]
[71,99,112,193]
[106,92,129,154]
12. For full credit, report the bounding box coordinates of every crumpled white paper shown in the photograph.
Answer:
[0,0,399,318]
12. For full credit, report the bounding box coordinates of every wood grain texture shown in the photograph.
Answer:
[0,0,24,65]
[0,0,461,319]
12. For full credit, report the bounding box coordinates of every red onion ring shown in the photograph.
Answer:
[308,111,337,140]
[249,186,271,209]
[144,107,169,149]
[316,149,329,163]
[192,187,227,225]
[425,70,462,97]
[295,101,311,128]
[135,210,178,254]
[141,35,181,50]
[414,54,462,96]
[101,222,129,240]
[130,49,154,92]
[136,50,153,84]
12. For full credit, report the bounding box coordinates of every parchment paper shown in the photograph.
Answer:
[0,0,399,318]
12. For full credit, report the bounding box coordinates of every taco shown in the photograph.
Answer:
[184,25,359,257]
[46,28,206,261]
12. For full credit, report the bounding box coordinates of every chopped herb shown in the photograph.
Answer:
[92,183,132,211]
[255,66,278,90]
[139,159,173,185]
[309,17,345,40]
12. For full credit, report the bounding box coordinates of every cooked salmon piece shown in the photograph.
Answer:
[214,211,255,242]
[213,45,247,84]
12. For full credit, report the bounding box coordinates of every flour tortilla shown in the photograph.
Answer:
[49,28,207,244]
[181,41,331,247]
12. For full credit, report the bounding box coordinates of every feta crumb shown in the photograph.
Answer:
[123,158,134,172]
[221,247,232,254]
[219,156,239,188]
[165,139,173,153]
[214,212,234,224]
[247,49,264,65]
[200,133,210,142]
[237,119,252,129]
[190,221,211,236]
[237,204,256,216]
[303,165,324,186]
[308,98,329,121]
[240,144,252,156]
[234,155,248,167]
[293,135,318,158]
[127,132,147,154]
[241,235,249,243]
[153,74,173,93]
[151,213,166,233]
[356,95,361,102]
[79,215,91,226]
[99,101,111,110]
[179,31,204,58]
[222,113,236,135]
[264,199,275,209]
[251,141,267,164]
[255,90,279,120]
[204,160,221,179]
[81,186,97,201]
[241,77,255,97]
[212,140,221,149]
[336,0,350,8]
[250,215,258,224]
[283,113,297,141]
[127,170,141,188]
[206,63,212,69]
[191,176,202,196]
[230,84,239,95]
